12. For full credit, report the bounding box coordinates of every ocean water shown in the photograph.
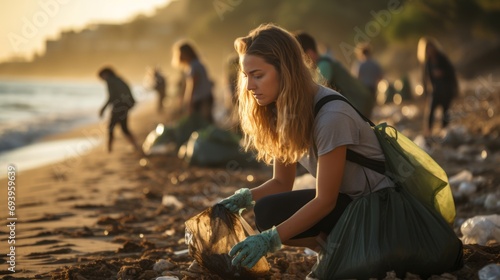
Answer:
[0,79,151,175]
[0,79,108,152]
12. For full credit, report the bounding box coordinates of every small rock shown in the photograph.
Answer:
[153,259,176,272]
[484,193,500,209]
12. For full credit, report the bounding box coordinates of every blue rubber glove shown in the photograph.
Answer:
[218,188,254,213]
[229,226,282,269]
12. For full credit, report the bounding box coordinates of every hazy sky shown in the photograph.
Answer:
[0,0,171,62]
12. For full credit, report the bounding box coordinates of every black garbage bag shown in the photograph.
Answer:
[185,204,270,279]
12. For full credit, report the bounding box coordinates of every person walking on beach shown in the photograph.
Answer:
[152,66,167,114]
[295,31,375,118]
[218,23,463,279]
[418,37,459,137]
[98,67,142,154]
[172,41,214,123]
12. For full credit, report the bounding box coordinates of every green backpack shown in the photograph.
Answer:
[314,94,456,225]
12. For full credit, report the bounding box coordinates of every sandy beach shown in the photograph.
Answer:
[1,90,499,280]
[0,100,179,278]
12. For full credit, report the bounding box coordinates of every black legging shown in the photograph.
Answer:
[109,109,131,136]
[254,189,352,239]
[428,80,455,131]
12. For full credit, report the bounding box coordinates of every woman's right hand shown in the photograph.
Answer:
[218,188,254,213]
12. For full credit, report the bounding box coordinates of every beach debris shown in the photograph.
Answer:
[116,265,141,280]
[174,248,189,255]
[461,214,500,245]
[442,125,470,147]
[155,276,180,280]
[303,248,318,256]
[449,170,474,187]
[413,134,430,152]
[478,263,500,280]
[162,195,184,209]
[448,170,479,198]
[180,260,206,278]
[457,181,477,196]
[116,240,144,253]
[164,228,176,236]
[153,259,176,272]
[137,270,158,279]
[484,193,500,209]
[143,187,163,200]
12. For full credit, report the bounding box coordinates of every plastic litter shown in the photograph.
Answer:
[460,214,500,245]
[413,134,429,152]
[449,170,477,198]
[484,193,500,210]
[457,181,477,196]
[478,263,500,280]
[449,170,473,187]
[153,259,175,272]
[162,195,184,209]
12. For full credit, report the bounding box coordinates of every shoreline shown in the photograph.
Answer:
[0,99,161,179]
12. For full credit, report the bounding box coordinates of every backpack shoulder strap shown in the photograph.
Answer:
[314,94,375,126]
[314,94,385,174]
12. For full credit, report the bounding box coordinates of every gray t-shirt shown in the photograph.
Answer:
[188,59,213,102]
[298,85,393,200]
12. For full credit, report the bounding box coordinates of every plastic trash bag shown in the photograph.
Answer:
[313,187,464,279]
[314,95,456,225]
[174,113,211,149]
[142,114,210,156]
[180,125,258,167]
[142,123,177,156]
[374,123,456,225]
[185,204,270,279]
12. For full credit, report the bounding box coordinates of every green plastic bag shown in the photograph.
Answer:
[312,95,463,278]
[373,123,456,225]
[312,187,463,279]
[141,113,210,156]
[142,123,177,155]
[180,125,258,167]
[173,113,211,149]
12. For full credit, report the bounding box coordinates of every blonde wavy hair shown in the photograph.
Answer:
[234,23,316,165]
[417,36,443,64]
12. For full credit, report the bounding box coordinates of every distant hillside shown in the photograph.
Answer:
[0,0,498,86]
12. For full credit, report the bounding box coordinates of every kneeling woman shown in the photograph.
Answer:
[219,23,463,279]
